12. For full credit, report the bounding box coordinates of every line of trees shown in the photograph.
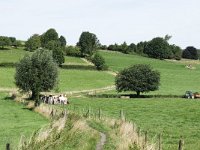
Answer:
[25,28,66,66]
[106,35,183,60]
[0,36,21,49]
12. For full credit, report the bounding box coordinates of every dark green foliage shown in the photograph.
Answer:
[144,37,172,59]
[182,46,198,60]
[13,40,22,48]
[65,46,81,57]
[9,37,16,46]
[115,64,160,96]
[119,42,129,54]
[137,41,148,54]
[41,28,59,48]
[46,41,65,65]
[59,35,67,47]
[53,47,65,66]
[107,43,129,54]
[38,29,66,65]
[25,34,41,51]
[170,44,182,60]
[15,49,58,101]
[128,43,137,53]
[46,40,61,50]
[100,45,107,50]
[92,53,107,70]
[0,36,11,49]
[78,31,99,56]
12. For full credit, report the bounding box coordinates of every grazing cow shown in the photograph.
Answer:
[58,95,68,105]
[40,94,69,105]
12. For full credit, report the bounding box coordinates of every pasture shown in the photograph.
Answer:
[0,47,27,64]
[0,67,114,92]
[0,92,48,150]
[0,48,115,92]
[99,50,200,95]
[67,97,200,150]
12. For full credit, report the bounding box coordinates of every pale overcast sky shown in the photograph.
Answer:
[0,0,199,48]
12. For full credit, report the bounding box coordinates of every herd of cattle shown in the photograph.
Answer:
[40,94,69,105]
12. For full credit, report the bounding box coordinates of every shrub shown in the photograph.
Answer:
[92,53,107,70]
[65,46,81,57]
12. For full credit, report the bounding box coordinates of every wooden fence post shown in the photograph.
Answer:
[6,143,10,150]
[158,133,162,150]
[120,109,126,121]
[178,138,184,150]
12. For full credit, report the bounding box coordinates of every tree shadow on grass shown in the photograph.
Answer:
[87,94,183,99]
[61,64,96,70]
[0,47,10,50]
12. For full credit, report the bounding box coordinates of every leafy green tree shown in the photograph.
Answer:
[92,53,107,70]
[52,47,65,66]
[0,36,11,49]
[25,34,41,51]
[9,37,16,46]
[170,44,182,60]
[136,41,148,54]
[182,46,198,60]
[164,34,172,41]
[144,37,172,59]
[65,46,81,57]
[46,40,61,50]
[78,31,99,56]
[41,28,59,48]
[119,42,129,54]
[59,35,67,47]
[45,40,65,65]
[15,49,58,103]
[115,64,160,96]
[128,43,137,53]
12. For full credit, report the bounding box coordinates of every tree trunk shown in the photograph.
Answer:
[136,91,140,97]
[31,90,40,106]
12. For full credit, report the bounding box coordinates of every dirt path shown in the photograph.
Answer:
[96,132,107,150]
[0,87,17,92]
[43,85,115,96]
[81,58,94,66]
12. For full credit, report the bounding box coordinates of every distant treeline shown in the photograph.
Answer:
[100,35,200,60]
[1,32,199,61]
[0,36,22,49]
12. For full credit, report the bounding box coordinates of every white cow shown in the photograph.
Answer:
[58,95,68,105]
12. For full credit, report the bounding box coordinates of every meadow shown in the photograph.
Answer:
[0,48,115,92]
[1,47,200,149]
[99,50,200,95]
[0,92,48,149]
[0,47,27,63]
[67,97,200,150]
[0,68,114,92]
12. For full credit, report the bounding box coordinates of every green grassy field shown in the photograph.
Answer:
[64,56,86,65]
[0,92,48,149]
[0,68,15,88]
[0,67,114,91]
[58,69,114,92]
[0,47,28,63]
[67,97,200,150]
[99,50,200,95]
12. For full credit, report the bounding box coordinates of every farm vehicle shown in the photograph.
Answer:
[185,91,200,99]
